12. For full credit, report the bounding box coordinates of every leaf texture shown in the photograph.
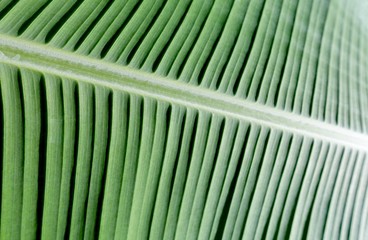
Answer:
[0,0,368,239]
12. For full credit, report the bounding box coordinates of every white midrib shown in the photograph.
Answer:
[0,34,367,151]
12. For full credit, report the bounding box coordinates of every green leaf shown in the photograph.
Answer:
[0,0,367,239]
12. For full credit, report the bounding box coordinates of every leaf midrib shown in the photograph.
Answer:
[0,34,367,151]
